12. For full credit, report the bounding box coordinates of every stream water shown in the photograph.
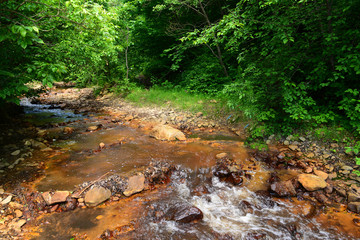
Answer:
[20,99,357,239]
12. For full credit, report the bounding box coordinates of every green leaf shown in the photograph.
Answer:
[19,27,26,37]
[33,26,39,33]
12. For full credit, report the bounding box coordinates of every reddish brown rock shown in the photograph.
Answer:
[42,191,70,205]
[123,174,145,197]
[166,203,203,223]
[150,124,186,141]
[298,174,327,191]
[270,180,297,197]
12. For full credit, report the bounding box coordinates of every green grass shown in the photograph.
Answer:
[125,87,226,116]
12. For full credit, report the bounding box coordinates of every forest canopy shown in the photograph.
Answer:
[1,0,359,135]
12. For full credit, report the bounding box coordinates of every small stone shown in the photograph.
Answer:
[99,142,105,149]
[42,191,70,205]
[216,153,228,159]
[11,219,26,231]
[88,125,99,131]
[305,167,313,173]
[11,150,20,156]
[15,210,23,218]
[0,187,4,194]
[328,172,337,179]
[299,137,306,142]
[314,169,328,180]
[342,166,353,171]
[306,152,315,158]
[284,140,290,146]
[24,140,31,146]
[270,180,297,197]
[1,195,12,205]
[196,112,203,117]
[289,145,298,151]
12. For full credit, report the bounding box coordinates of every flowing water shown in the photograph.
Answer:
[19,99,359,239]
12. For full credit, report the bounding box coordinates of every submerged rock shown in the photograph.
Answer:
[85,186,111,207]
[348,202,360,213]
[216,152,228,159]
[150,124,186,141]
[298,174,327,191]
[123,174,145,197]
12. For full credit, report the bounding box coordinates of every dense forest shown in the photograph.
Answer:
[1,0,360,136]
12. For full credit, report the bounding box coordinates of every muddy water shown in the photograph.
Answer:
[21,99,357,239]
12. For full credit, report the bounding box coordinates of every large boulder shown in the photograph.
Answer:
[298,174,327,191]
[150,124,186,141]
[123,174,145,197]
[85,186,111,207]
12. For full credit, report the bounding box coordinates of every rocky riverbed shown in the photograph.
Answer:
[0,86,360,239]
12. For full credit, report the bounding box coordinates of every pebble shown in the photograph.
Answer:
[1,195,12,205]
[11,150,20,156]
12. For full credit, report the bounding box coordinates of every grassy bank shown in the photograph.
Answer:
[125,87,229,117]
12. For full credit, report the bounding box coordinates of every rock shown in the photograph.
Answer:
[166,203,203,223]
[192,185,209,196]
[31,140,47,149]
[342,165,353,171]
[0,187,4,194]
[226,173,243,186]
[99,142,105,149]
[1,195,12,205]
[298,174,327,191]
[239,200,255,214]
[306,153,315,158]
[42,191,70,205]
[305,167,313,173]
[150,124,186,141]
[216,152,228,159]
[15,209,23,218]
[11,150,20,156]
[348,202,360,213]
[299,137,306,142]
[123,174,145,197]
[284,140,290,146]
[328,172,337,179]
[270,180,297,197]
[288,145,298,151]
[301,201,316,218]
[348,192,360,202]
[196,112,203,117]
[63,127,74,134]
[314,169,328,180]
[10,219,26,232]
[88,125,99,131]
[85,186,111,207]
[9,202,23,209]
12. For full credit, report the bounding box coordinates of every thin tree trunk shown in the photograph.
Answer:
[125,26,130,80]
[198,0,229,77]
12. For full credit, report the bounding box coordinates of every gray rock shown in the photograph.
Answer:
[347,192,360,202]
[341,165,353,171]
[348,202,360,213]
[11,150,20,156]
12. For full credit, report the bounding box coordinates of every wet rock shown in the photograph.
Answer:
[313,192,330,204]
[166,203,203,223]
[298,174,327,191]
[63,198,77,211]
[301,201,316,218]
[42,191,70,205]
[270,180,297,197]
[192,185,209,196]
[216,152,228,159]
[267,172,280,184]
[63,127,74,134]
[85,186,111,207]
[353,218,360,227]
[314,169,328,180]
[99,142,105,149]
[88,125,100,131]
[227,173,243,186]
[244,232,267,240]
[31,140,47,149]
[150,124,186,141]
[239,200,255,214]
[348,202,360,213]
[123,174,145,197]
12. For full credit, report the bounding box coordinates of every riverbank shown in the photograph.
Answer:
[0,86,360,239]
